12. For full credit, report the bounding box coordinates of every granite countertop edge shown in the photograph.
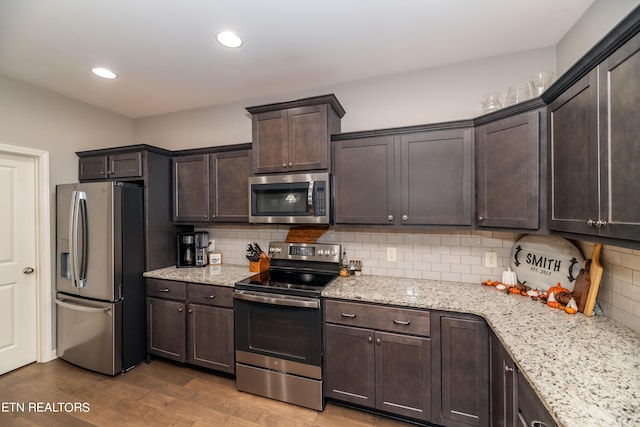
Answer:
[144,266,640,427]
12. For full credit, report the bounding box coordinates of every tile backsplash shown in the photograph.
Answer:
[201,225,640,334]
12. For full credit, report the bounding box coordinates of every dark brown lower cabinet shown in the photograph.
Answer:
[324,300,432,423]
[325,324,431,421]
[147,297,187,362]
[146,279,234,374]
[187,303,234,373]
[436,313,489,427]
[490,332,558,427]
[490,332,517,427]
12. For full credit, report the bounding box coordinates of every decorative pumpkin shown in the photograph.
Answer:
[547,282,570,296]
[501,267,518,286]
[546,292,562,309]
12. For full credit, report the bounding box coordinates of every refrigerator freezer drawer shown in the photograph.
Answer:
[56,294,122,375]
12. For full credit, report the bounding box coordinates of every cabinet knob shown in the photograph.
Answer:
[368,336,373,343]
[188,309,193,313]
[282,163,287,167]
[478,216,485,222]
[387,215,394,221]
[178,308,184,312]
[530,421,549,427]
[586,218,595,227]
[375,337,382,345]
[504,365,514,373]
[401,215,408,221]
[288,163,292,167]
[595,219,607,228]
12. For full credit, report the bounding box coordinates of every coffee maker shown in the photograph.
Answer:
[177,231,209,267]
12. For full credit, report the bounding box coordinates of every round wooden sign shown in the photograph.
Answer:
[509,235,584,292]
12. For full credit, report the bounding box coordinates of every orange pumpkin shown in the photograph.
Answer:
[547,300,562,309]
[547,282,570,296]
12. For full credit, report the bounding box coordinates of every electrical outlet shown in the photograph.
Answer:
[484,252,498,268]
[386,247,397,262]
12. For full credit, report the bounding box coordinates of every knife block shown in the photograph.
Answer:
[249,253,270,273]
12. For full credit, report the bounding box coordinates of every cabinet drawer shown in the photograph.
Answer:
[187,283,233,308]
[325,300,430,336]
[146,278,186,300]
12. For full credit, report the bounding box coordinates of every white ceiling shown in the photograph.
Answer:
[0,0,595,118]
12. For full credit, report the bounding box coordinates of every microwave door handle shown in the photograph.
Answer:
[307,181,314,216]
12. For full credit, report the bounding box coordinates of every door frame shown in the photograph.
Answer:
[0,143,53,363]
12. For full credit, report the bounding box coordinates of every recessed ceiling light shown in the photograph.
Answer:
[216,31,242,48]
[91,67,117,79]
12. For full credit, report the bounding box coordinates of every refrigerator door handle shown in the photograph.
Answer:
[55,298,111,314]
[69,190,87,288]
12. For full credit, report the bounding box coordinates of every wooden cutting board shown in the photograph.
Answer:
[584,243,603,316]
[572,264,591,313]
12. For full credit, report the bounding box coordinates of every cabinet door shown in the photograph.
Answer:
[333,136,396,224]
[253,110,288,174]
[400,129,473,226]
[109,152,143,178]
[476,112,539,229]
[288,105,329,171]
[324,324,376,407]
[548,69,599,235]
[147,297,186,363]
[439,315,489,427]
[210,150,250,222]
[599,31,640,240]
[490,333,517,427]
[187,304,234,373]
[173,154,211,222]
[79,156,108,180]
[376,331,431,422]
[517,372,557,427]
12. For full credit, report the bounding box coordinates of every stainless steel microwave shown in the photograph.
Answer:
[249,172,331,224]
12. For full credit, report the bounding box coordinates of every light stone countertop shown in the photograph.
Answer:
[143,264,253,287]
[323,275,640,427]
[143,265,640,426]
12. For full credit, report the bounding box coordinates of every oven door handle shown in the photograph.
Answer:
[234,290,320,309]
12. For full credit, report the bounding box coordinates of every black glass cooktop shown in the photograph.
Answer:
[235,268,338,297]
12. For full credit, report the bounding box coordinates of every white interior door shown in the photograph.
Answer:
[0,152,37,374]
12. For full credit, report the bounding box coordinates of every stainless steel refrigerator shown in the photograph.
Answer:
[56,181,146,375]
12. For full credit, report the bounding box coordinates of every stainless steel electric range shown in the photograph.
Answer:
[234,241,341,410]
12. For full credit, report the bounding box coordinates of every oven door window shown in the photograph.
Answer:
[251,182,311,217]
[235,298,321,366]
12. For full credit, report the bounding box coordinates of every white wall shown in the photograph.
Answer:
[556,0,640,74]
[134,47,556,150]
[0,74,135,350]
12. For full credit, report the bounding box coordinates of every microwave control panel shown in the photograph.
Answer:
[314,181,326,216]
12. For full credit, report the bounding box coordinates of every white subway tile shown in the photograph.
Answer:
[422,236,442,245]
[432,263,451,272]
[405,270,423,279]
[612,292,633,312]
[461,273,483,283]
[441,236,461,247]
[441,255,461,264]
[422,271,442,280]
[461,255,482,265]
[621,253,640,271]
[451,264,471,274]
[451,247,471,256]
[442,272,462,282]
[422,254,441,263]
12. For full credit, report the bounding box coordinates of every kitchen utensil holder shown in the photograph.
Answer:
[249,253,270,272]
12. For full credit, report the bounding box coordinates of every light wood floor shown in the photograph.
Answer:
[0,359,418,426]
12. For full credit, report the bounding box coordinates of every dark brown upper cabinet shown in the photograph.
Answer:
[475,109,541,230]
[333,125,473,227]
[77,145,180,270]
[549,30,640,241]
[173,148,251,223]
[246,94,345,174]
[79,151,143,180]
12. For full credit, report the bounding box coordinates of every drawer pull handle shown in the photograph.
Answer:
[204,295,216,299]
[393,319,411,325]
[159,288,171,292]
[340,313,357,318]
[178,308,184,312]
[531,421,548,427]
